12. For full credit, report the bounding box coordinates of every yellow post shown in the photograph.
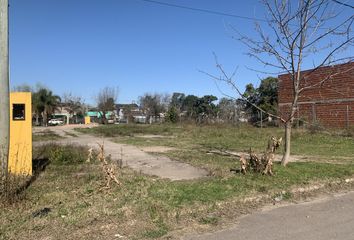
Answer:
[84,116,91,124]
[8,92,32,175]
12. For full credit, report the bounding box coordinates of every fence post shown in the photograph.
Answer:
[346,105,349,129]
[311,103,316,124]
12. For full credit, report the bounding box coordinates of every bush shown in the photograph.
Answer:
[292,117,307,128]
[35,144,89,165]
[307,121,324,134]
[340,127,354,138]
[166,107,179,123]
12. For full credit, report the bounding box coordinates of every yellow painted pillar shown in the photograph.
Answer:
[8,92,32,175]
[84,116,91,124]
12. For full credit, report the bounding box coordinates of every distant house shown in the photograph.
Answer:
[116,103,146,123]
[52,103,86,124]
[52,103,77,124]
[278,62,354,128]
[86,108,117,123]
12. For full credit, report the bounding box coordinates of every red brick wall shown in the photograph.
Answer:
[278,62,354,128]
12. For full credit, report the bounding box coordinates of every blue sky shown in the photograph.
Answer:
[9,0,353,105]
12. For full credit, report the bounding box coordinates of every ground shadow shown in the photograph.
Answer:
[14,157,49,195]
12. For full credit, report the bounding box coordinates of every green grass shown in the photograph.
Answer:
[32,130,63,142]
[75,124,182,137]
[2,147,354,239]
[63,131,78,137]
[2,124,354,239]
[33,144,89,165]
[77,123,354,159]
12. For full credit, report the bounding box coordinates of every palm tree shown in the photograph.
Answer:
[33,88,61,126]
[32,91,43,126]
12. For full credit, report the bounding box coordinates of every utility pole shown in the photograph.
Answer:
[0,0,9,180]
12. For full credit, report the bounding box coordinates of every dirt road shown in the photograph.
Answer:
[182,191,354,240]
[34,125,208,181]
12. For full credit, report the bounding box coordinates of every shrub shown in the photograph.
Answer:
[35,144,89,165]
[166,107,179,123]
[340,127,354,138]
[307,121,324,134]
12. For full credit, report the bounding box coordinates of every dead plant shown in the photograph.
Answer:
[96,142,121,189]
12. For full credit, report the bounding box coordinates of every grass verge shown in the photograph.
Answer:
[1,137,354,239]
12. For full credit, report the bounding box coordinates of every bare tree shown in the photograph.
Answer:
[218,98,245,123]
[12,83,32,92]
[96,87,118,124]
[139,93,168,123]
[207,0,353,166]
[62,93,85,124]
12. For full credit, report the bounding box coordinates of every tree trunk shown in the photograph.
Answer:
[281,122,292,166]
[101,111,107,124]
[35,113,39,126]
[43,111,48,127]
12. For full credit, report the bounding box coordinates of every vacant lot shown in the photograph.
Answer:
[78,124,354,172]
[1,124,354,239]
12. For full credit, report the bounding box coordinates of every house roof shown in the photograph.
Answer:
[86,111,115,118]
[116,103,139,109]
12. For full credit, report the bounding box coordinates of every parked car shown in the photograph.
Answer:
[48,119,64,126]
[107,119,115,124]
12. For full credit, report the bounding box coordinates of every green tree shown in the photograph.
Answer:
[166,106,179,123]
[258,77,278,116]
[170,92,185,111]
[243,77,278,123]
[181,95,198,119]
[33,88,61,126]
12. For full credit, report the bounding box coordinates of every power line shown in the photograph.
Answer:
[138,0,353,31]
[331,0,354,9]
[139,0,267,22]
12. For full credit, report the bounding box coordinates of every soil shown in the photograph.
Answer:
[139,146,176,153]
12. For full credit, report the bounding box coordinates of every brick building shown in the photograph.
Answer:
[278,62,354,128]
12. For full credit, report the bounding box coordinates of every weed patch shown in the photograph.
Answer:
[33,130,62,142]
[34,144,89,165]
[75,124,181,137]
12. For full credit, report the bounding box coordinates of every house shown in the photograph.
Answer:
[116,103,146,123]
[278,62,354,128]
[86,108,117,123]
[52,103,85,124]
[52,103,71,124]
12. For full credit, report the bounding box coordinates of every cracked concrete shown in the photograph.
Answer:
[34,125,208,181]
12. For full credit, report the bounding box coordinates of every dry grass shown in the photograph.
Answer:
[2,124,354,239]
[32,129,63,142]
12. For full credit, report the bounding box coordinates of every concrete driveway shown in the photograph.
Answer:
[34,124,208,181]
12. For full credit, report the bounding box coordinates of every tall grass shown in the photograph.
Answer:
[0,173,30,205]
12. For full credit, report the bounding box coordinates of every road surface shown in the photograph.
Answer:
[182,191,354,240]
